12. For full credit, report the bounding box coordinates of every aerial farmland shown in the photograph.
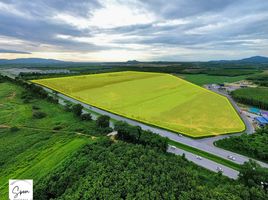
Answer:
[32,71,245,137]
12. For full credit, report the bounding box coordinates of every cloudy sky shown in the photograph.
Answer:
[0,0,267,61]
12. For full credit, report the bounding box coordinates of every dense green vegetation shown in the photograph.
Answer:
[204,69,260,76]
[247,73,268,86]
[115,121,168,152]
[179,74,249,86]
[0,81,99,198]
[96,115,110,128]
[231,87,268,109]
[239,159,268,188]
[14,61,264,82]
[1,76,268,199]
[215,127,268,163]
[35,139,268,200]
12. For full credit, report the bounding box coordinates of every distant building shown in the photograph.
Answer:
[255,116,268,127]
[261,111,268,117]
[249,107,261,115]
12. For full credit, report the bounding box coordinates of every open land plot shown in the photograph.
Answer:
[32,71,245,137]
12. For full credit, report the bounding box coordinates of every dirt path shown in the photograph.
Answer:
[17,125,96,139]
[0,125,10,128]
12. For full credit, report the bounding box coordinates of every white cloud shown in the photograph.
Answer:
[154,19,189,27]
[56,33,149,50]
[88,0,155,28]
[54,0,155,29]
[1,0,268,61]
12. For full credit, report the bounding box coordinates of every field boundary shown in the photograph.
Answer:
[31,71,246,138]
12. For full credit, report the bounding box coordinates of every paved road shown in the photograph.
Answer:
[44,87,268,168]
[198,87,255,146]
[42,87,268,171]
[167,145,239,179]
[208,87,255,134]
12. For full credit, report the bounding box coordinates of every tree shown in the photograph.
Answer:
[114,121,168,152]
[72,104,83,116]
[96,115,110,128]
[239,159,268,188]
[64,102,72,112]
[80,113,92,121]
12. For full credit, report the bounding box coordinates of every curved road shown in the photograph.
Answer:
[167,145,239,179]
[41,87,268,179]
[197,86,255,146]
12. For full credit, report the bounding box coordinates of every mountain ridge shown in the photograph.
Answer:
[210,56,268,63]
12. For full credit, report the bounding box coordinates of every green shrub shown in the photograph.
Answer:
[64,102,72,112]
[32,105,40,110]
[33,111,47,119]
[72,104,83,116]
[96,115,110,128]
[115,121,168,152]
[80,113,92,121]
[10,126,19,132]
[53,125,63,131]
[96,127,113,135]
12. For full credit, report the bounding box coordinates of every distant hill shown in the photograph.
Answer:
[210,56,268,64]
[0,58,66,64]
[126,60,140,64]
[240,56,268,63]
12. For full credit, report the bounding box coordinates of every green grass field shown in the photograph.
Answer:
[0,82,95,199]
[231,87,268,109]
[178,74,249,86]
[32,71,245,137]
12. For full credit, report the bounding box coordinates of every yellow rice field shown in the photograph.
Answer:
[31,71,245,137]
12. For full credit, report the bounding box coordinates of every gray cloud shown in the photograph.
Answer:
[0,49,31,54]
[0,0,267,60]
[139,0,237,19]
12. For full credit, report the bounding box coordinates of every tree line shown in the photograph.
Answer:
[114,121,168,152]
[34,138,268,200]
[231,88,268,110]
[215,127,268,163]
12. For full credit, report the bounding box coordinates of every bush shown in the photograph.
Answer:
[96,115,110,128]
[33,111,47,119]
[47,96,58,104]
[80,113,92,121]
[64,102,72,112]
[239,160,268,188]
[32,105,40,110]
[114,121,168,152]
[10,126,19,132]
[21,92,34,103]
[53,125,63,131]
[72,104,83,116]
[97,127,113,135]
